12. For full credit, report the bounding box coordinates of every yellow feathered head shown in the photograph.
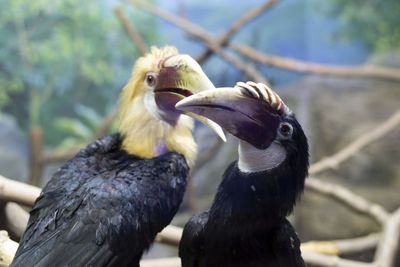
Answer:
[119,46,224,166]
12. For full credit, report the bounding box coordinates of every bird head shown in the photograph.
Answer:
[119,46,225,166]
[176,81,308,176]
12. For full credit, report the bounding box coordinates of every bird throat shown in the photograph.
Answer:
[238,141,287,173]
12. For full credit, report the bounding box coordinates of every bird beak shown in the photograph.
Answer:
[154,54,226,142]
[175,82,287,149]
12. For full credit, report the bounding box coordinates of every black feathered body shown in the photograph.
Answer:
[180,114,308,267]
[12,134,189,267]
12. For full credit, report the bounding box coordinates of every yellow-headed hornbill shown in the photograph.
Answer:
[176,81,309,267]
[11,46,225,267]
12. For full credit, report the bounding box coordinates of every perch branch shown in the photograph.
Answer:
[302,251,374,267]
[0,231,18,267]
[0,175,41,207]
[196,0,277,64]
[133,0,400,81]
[374,207,400,267]
[301,233,380,256]
[310,110,400,175]
[154,225,182,247]
[131,0,268,83]
[140,257,180,267]
[114,6,148,55]
[4,202,29,239]
[306,177,389,224]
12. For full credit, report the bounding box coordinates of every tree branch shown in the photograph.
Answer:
[114,6,148,55]
[374,207,400,267]
[301,233,380,256]
[131,0,268,84]
[196,0,277,64]
[0,231,18,267]
[4,202,29,238]
[310,110,400,175]
[306,177,389,224]
[230,43,400,81]
[132,0,400,81]
[302,251,374,267]
[0,175,41,207]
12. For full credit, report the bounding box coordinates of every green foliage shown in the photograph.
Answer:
[0,0,159,146]
[326,0,400,54]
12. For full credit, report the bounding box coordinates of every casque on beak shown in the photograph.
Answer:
[154,54,226,142]
[175,82,287,149]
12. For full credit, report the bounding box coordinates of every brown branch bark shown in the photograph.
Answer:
[306,177,389,224]
[29,127,44,186]
[132,0,400,81]
[196,0,277,64]
[131,0,268,84]
[114,6,148,55]
[374,207,400,267]
[310,110,400,175]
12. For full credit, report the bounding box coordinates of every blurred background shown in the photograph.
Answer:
[0,0,399,265]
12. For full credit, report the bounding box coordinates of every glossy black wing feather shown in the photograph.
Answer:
[12,134,189,267]
[272,219,305,267]
[179,212,209,267]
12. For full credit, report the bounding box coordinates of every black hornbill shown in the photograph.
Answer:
[11,46,225,267]
[176,81,309,267]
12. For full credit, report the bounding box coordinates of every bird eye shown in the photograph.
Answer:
[145,73,157,87]
[278,122,293,139]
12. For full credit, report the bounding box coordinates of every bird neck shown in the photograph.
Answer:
[238,141,287,173]
[210,153,306,226]
[119,108,197,168]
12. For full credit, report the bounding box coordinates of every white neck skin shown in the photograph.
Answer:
[238,140,287,173]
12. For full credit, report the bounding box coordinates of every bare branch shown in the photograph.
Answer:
[154,225,182,247]
[4,202,29,238]
[0,175,41,207]
[196,0,277,63]
[131,0,268,83]
[230,43,400,81]
[310,110,400,175]
[302,251,374,267]
[374,207,400,267]
[114,6,148,55]
[140,257,180,267]
[301,233,380,256]
[306,177,389,224]
[0,231,18,267]
[132,0,400,81]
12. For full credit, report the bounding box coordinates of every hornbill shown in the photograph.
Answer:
[176,81,309,267]
[11,46,225,267]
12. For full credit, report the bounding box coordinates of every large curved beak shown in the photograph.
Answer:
[154,54,226,141]
[175,82,286,149]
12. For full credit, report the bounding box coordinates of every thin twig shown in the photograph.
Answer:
[230,43,400,81]
[133,0,400,81]
[310,110,400,175]
[306,177,389,224]
[131,0,268,83]
[114,6,148,55]
[374,207,400,267]
[196,0,277,64]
